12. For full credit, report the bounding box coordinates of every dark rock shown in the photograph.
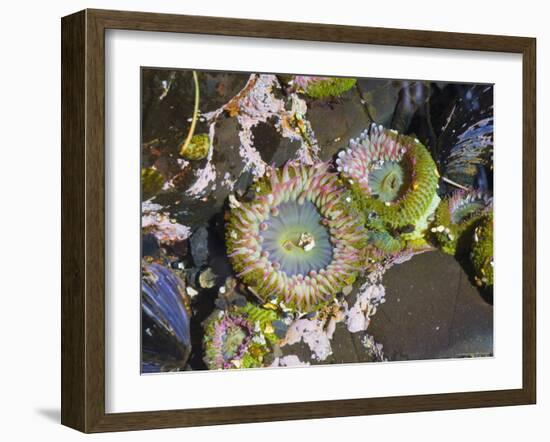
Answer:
[356,79,402,127]
[390,81,431,134]
[250,117,302,167]
[368,250,493,361]
[141,233,160,258]
[328,323,361,364]
[189,226,209,267]
[235,171,254,197]
[306,85,372,160]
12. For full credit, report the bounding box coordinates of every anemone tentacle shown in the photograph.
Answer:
[226,162,367,312]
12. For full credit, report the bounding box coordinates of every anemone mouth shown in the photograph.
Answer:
[221,324,248,360]
[226,162,366,312]
[260,200,333,275]
[336,124,439,229]
[367,159,411,203]
[337,125,409,196]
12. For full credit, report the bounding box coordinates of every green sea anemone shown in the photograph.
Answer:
[226,161,367,312]
[336,125,440,251]
[180,133,210,161]
[203,303,280,370]
[293,76,357,99]
[470,213,493,288]
[430,189,493,255]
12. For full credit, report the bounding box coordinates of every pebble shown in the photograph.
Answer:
[189,226,209,267]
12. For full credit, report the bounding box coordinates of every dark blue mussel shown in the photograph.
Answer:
[141,261,192,373]
[431,84,494,192]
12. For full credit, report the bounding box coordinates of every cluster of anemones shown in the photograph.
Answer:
[336,124,440,252]
[430,189,493,255]
[225,161,367,312]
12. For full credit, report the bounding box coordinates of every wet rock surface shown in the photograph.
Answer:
[306,87,372,161]
[275,250,493,365]
[368,251,493,360]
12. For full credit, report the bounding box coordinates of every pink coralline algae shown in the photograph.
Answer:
[345,283,386,333]
[270,355,311,367]
[142,202,191,244]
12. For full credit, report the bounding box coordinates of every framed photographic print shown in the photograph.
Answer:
[61,9,536,433]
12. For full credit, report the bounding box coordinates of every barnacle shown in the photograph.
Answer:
[471,213,493,288]
[336,125,440,253]
[430,190,493,255]
[225,161,367,312]
[293,76,357,99]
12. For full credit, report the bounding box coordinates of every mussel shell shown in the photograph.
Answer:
[141,262,192,372]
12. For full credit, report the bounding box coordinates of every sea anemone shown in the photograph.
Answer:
[225,161,367,312]
[203,311,254,369]
[430,189,493,255]
[336,125,440,249]
[141,262,192,372]
[293,76,357,99]
[471,213,493,288]
[203,304,277,369]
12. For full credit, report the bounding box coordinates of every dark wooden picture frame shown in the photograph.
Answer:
[61,8,536,433]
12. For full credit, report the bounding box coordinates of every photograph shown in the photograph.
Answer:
[0,0,542,439]
[140,69,494,373]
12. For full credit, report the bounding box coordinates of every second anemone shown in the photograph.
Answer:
[337,124,440,233]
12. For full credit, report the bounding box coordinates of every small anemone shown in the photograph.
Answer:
[292,76,357,99]
[430,189,493,255]
[225,161,367,312]
[203,311,254,370]
[203,303,279,370]
[471,213,493,288]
